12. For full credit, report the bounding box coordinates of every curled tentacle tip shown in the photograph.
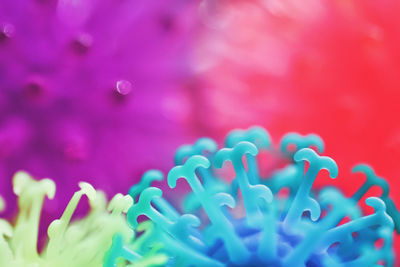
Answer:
[365,197,387,213]
[214,141,258,168]
[12,171,33,195]
[129,170,164,199]
[12,171,56,199]
[320,188,362,219]
[307,198,322,221]
[213,192,236,209]
[47,219,63,238]
[225,126,271,149]
[78,182,96,201]
[195,137,218,154]
[235,141,258,156]
[139,187,163,204]
[294,148,338,178]
[175,137,217,164]
[179,214,201,228]
[352,163,373,173]
[281,133,324,155]
[40,178,57,199]
[108,194,133,213]
[128,187,163,226]
[352,164,389,197]
[168,155,210,188]
[142,170,164,183]
[251,184,273,204]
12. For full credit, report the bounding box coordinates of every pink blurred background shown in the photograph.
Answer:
[190,0,400,256]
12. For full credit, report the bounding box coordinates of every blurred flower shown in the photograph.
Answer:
[0,0,200,216]
[0,171,165,267]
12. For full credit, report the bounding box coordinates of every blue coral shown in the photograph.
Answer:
[114,127,398,266]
